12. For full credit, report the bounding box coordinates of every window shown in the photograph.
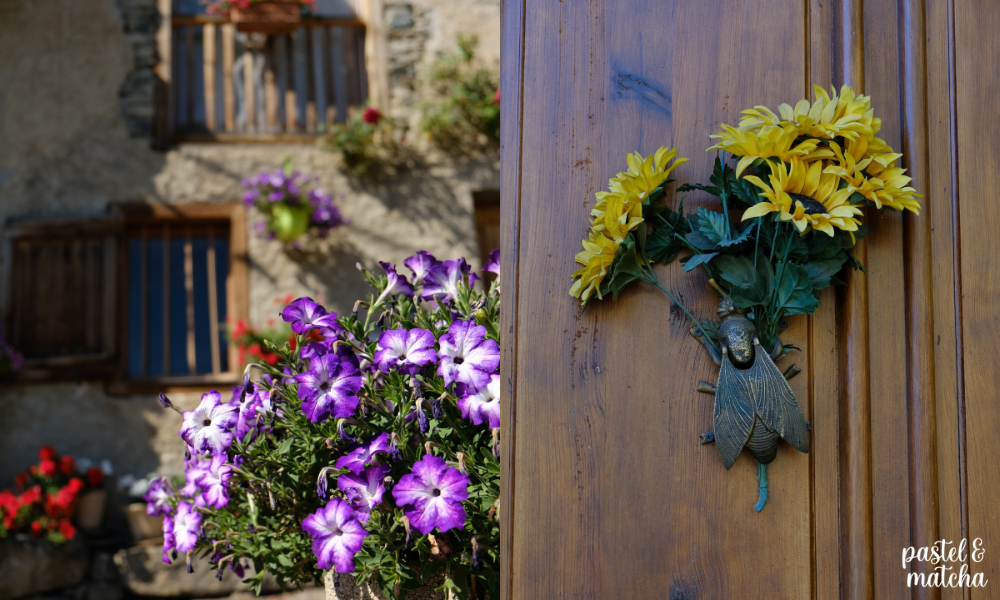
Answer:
[117,203,248,389]
[472,189,500,285]
[3,218,121,378]
[164,0,370,140]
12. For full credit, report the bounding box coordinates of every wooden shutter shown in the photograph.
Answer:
[3,218,122,377]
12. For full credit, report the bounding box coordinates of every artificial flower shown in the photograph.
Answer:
[437,320,499,390]
[179,391,239,456]
[824,141,921,214]
[738,84,879,143]
[392,455,469,535]
[743,158,863,236]
[458,374,500,428]
[337,463,390,522]
[373,328,437,375]
[294,355,363,422]
[708,122,829,177]
[569,232,621,304]
[302,497,369,573]
[591,147,688,239]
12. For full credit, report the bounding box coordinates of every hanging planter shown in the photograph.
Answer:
[206,0,315,35]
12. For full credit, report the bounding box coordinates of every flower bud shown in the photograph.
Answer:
[430,398,444,421]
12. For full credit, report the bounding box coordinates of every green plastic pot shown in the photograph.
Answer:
[270,203,312,242]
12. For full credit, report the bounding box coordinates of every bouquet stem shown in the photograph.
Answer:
[754,462,769,512]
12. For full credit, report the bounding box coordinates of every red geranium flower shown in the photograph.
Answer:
[14,473,28,488]
[59,519,76,540]
[38,459,57,478]
[58,455,76,476]
[30,521,42,536]
[67,478,84,493]
[493,88,501,104]
[86,467,104,487]
[362,107,382,125]
[38,446,57,461]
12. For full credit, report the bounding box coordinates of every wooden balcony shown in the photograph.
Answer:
[169,15,367,142]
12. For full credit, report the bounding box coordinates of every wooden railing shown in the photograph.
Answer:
[170,16,367,140]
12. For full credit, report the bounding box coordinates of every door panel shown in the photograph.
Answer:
[499,0,985,598]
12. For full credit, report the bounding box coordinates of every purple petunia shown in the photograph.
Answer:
[144,477,173,517]
[403,250,439,285]
[458,374,500,428]
[162,511,176,563]
[373,328,437,375]
[335,432,392,475]
[172,501,202,553]
[194,455,231,509]
[391,455,469,534]
[437,320,500,390]
[483,248,500,275]
[281,297,341,334]
[338,463,390,522]
[235,390,279,443]
[421,258,470,303]
[302,497,369,573]
[179,391,239,456]
[373,262,414,306]
[295,354,363,422]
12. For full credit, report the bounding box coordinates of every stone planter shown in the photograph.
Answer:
[114,545,280,597]
[231,0,302,34]
[75,489,106,533]
[324,570,445,600]
[124,503,163,543]
[0,535,88,600]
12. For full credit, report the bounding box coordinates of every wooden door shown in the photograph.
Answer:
[499,0,997,598]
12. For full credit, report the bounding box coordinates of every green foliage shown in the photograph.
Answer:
[419,36,501,151]
[323,105,408,177]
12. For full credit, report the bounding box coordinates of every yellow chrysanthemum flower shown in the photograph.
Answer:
[742,158,863,237]
[739,84,880,143]
[569,232,622,304]
[707,123,831,177]
[824,142,922,214]
[590,147,688,238]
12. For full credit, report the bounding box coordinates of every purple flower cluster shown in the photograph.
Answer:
[242,167,346,238]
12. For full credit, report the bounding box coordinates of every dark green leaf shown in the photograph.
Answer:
[275,438,294,456]
[696,207,730,246]
[803,256,847,290]
[714,255,756,287]
[776,264,821,316]
[682,252,718,273]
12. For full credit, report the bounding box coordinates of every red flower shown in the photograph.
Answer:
[38,459,57,478]
[493,88,501,104]
[67,478,84,493]
[362,107,382,125]
[30,521,42,536]
[233,319,248,339]
[38,446,57,461]
[248,344,261,357]
[14,473,28,488]
[264,353,279,366]
[86,467,104,487]
[58,455,76,476]
[59,519,76,540]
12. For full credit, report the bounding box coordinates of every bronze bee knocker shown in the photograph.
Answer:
[691,280,810,512]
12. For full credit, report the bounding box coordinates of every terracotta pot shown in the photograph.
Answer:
[230,0,302,34]
[324,570,446,600]
[75,490,106,533]
[124,503,164,542]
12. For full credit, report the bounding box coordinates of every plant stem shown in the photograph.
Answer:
[754,461,769,513]
[648,277,715,349]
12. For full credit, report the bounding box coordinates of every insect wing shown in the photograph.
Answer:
[713,351,755,470]
[748,341,809,453]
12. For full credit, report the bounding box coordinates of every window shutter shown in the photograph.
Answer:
[3,218,123,378]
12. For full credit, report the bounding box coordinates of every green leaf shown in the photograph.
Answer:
[681,252,718,273]
[803,256,847,290]
[725,256,773,308]
[697,207,730,246]
[275,438,294,456]
[713,255,756,287]
[776,264,821,316]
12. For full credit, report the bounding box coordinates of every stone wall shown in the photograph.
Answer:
[0,0,500,533]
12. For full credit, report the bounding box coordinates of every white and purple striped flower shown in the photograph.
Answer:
[335,432,391,475]
[194,455,231,509]
[483,248,500,275]
[302,497,369,573]
[144,477,173,517]
[373,262,414,306]
[338,463,390,522]
[281,297,341,334]
[162,512,176,563]
[421,258,470,303]
[294,355,363,422]
[403,250,439,285]
[179,391,239,457]
[391,455,469,534]
[172,501,202,553]
[457,374,500,428]
[373,328,436,375]
[437,320,500,390]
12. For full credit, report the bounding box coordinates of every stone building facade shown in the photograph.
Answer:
[0,0,500,535]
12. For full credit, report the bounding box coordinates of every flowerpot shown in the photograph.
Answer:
[324,570,446,600]
[124,503,164,543]
[75,490,106,533]
[231,0,302,34]
[270,203,313,242]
